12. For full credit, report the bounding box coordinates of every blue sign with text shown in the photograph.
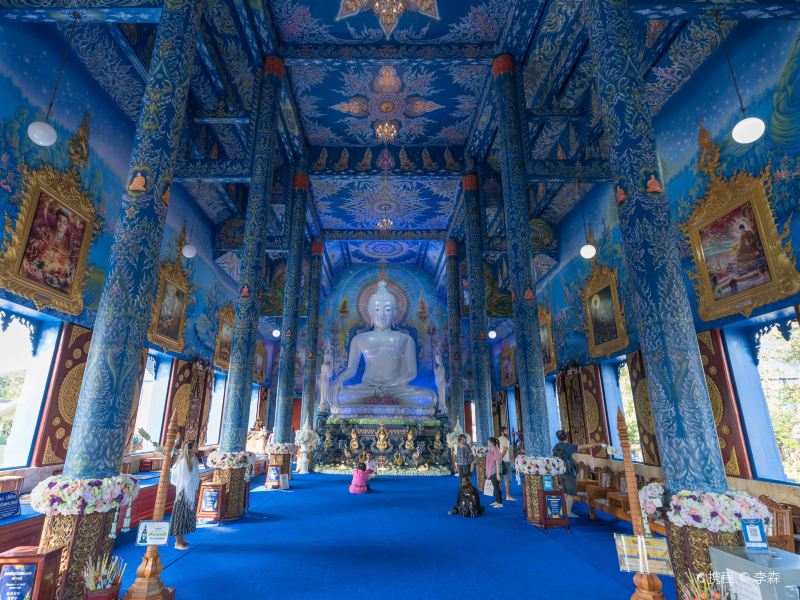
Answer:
[0,492,20,520]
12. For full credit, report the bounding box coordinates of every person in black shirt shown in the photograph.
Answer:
[448,476,484,517]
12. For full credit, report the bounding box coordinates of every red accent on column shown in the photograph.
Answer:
[462,174,478,191]
[445,240,458,257]
[626,350,660,466]
[291,398,302,432]
[293,172,309,190]
[262,56,284,78]
[464,401,473,437]
[492,54,514,79]
[311,240,324,256]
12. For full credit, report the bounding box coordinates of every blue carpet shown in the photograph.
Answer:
[112,473,678,599]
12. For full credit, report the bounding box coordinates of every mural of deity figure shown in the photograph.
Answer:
[434,352,446,414]
[318,344,333,412]
[330,280,436,411]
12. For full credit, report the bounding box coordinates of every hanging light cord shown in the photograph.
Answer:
[712,11,747,116]
[45,11,81,123]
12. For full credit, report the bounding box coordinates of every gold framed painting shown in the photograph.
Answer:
[214,304,235,371]
[148,261,190,353]
[499,343,516,388]
[681,153,800,321]
[539,305,556,374]
[0,164,97,314]
[253,340,267,383]
[583,263,629,358]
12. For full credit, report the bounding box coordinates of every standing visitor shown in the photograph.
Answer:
[455,434,474,478]
[498,427,517,501]
[169,440,200,550]
[552,430,591,518]
[485,437,503,508]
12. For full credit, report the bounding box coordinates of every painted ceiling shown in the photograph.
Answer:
[325,240,444,273]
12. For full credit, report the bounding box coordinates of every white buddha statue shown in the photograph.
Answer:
[331,281,436,413]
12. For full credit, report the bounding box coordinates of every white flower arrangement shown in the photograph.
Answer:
[207,450,254,470]
[31,474,139,517]
[294,428,318,449]
[471,445,488,457]
[268,443,295,455]
[314,464,451,477]
[639,482,771,533]
[514,455,566,476]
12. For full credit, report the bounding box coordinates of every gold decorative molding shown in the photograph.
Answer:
[582,262,629,358]
[147,259,190,353]
[214,304,235,371]
[682,125,800,321]
[0,119,99,315]
[538,305,556,374]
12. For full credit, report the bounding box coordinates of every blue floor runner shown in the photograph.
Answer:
[112,473,677,599]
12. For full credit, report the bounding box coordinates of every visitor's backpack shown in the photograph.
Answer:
[459,490,479,517]
[553,443,575,476]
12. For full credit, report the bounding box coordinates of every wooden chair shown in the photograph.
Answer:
[0,476,23,494]
[575,462,596,494]
[586,467,616,519]
[759,494,796,553]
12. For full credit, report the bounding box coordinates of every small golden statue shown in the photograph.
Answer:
[376,423,389,451]
[404,429,415,451]
[433,430,443,450]
[325,429,332,448]
[350,428,359,451]
[394,452,404,467]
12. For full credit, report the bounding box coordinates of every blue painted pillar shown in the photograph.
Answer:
[492,56,551,457]
[64,0,205,479]
[444,239,465,427]
[462,174,493,444]
[219,56,284,453]
[273,169,308,443]
[587,0,726,492]
[301,239,323,426]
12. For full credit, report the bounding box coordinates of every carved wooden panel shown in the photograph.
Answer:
[32,323,91,466]
[184,360,213,445]
[561,367,588,446]
[162,359,193,441]
[197,373,218,446]
[626,350,660,466]
[580,364,610,458]
[555,373,570,434]
[697,330,753,478]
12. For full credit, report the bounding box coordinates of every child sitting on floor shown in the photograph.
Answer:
[349,462,372,494]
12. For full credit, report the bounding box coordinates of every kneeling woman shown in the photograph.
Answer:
[169,440,200,550]
[349,462,371,494]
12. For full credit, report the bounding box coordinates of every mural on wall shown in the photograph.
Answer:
[484,252,512,317]
[0,24,258,366]
[320,264,446,396]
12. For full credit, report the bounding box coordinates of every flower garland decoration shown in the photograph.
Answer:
[207,450,254,470]
[639,483,771,533]
[514,455,566,476]
[471,445,488,457]
[268,442,295,455]
[294,428,319,449]
[31,474,139,517]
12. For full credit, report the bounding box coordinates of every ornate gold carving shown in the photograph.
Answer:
[538,305,556,373]
[42,437,61,464]
[171,383,191,427]
[58,363,83,425]
[682,126,800,321]
[704,374,723,427]
[666,519,741,594]
[147,259,190,353]
[213,304,235,370]
[213,466,246,520]
[584,390,599,433]
[725,446,740,475]
[0,122,99,314]
[633,380,655,435]
[582,262,629,358]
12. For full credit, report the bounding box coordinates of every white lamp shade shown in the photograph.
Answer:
[732,116,765,144]
[27,121,57,147]
[580,243,597,260]
[272,329,281,338]
[181,243,197,259]
[487,330,497,339]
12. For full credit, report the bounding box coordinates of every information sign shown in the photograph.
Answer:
[614,535,673,576]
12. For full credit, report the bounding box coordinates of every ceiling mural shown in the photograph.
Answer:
[323,240,444,277]
[270,0,508,46]
[288,60,488,146]
[312,176,458,230]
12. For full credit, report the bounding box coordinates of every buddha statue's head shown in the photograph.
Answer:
[368,281,398,331]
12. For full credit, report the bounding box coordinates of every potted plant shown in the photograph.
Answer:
[83,554,126,600]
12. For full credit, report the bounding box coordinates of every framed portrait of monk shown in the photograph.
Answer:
[148,261,190,353]
[583,263,629,358]
[214,305,235,371]
[253,340,267,383]
[0,164,97,315]
[681,130,800,321]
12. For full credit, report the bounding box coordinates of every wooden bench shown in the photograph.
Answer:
[759,494,796,553]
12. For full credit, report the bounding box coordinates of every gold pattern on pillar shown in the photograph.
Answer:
[696,330,752,478]
[558,367,588,445]
[32,324,92,466]
[161,359,193,441]
[39,511,115,600]
[213,467,246,520]
[626,350,660,466]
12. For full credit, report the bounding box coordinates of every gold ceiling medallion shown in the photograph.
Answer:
[214,304,236,371]
[681,125,800,321]
[0,116,99,315]
[538,305,556,374]
[582,262,629,358]
[147,253,191,354]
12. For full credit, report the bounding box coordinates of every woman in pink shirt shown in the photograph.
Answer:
[486,437,503,507]
[349,462,370,494]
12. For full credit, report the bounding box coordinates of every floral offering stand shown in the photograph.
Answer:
[515,456,566,527]
[267,444,294,489]
[473,446,487,490]
[639,483,768,593]
[208,450,254,519]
